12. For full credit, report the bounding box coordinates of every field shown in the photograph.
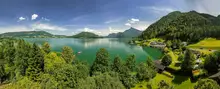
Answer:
[188,38,220,51]
[132,73,196,89]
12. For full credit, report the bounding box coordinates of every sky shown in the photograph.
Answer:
[0,0,220,36]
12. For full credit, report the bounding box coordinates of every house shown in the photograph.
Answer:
[153,60,166,73]
[149,41,166,48]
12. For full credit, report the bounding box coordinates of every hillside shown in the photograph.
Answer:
[70,32,100,38]
[0,31,59,38]
[139,11,220,42]
[107,27,142,38]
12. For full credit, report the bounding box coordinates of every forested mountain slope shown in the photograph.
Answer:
[139,11,220,42]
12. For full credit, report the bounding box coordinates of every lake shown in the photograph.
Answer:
[24,38,162,64]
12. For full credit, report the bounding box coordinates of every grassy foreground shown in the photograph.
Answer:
[188,38,220,50]
[132,73,196,89]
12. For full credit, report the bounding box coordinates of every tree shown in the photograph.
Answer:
[161,55,172,66]
[42,42,51,54]
[77,73,125,89]
[136,62,156,81]
[158,80,173,89]
[61,46,75,64]
[26,43,44,81]
[112,56,123,73]
[14,40,30,77]
[178,54,184,61]
[91,48,110,75]
[125,55,136,72]
[204,53,219,73]
[3,41,15,67]
[0,65,5,83]
[194,79,220,89]
[146,57,154,68]
[181,49,195,72]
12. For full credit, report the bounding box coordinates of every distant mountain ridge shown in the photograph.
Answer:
[107,27,142,38]
[69,32,101,38]
[0,31,61,38]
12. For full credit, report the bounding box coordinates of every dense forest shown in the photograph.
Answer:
[69,32,101,38]
[139,11,220,42]
[0,38,158,89]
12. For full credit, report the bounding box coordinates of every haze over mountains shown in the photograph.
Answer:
[107,27,142,38]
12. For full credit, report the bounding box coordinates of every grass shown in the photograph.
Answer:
[168,51,181,70]
[188,38,220,51]
[132,73,196,89]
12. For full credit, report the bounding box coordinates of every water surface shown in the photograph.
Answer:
[24,38,162,64]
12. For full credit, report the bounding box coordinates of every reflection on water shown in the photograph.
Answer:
[24,38,162,64]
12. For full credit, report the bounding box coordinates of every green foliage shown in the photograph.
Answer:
[61,46,75,64]
[158,80,173,89]
[161,54,172,66]
[139,11,220,42]
[136,62,156,81]
[26,43,44,81]
[181,49,195,72]
[112,56,123,73]
[125,55,136,72]
[78,73,125,89]
[42,42,51,54]
[178,54,184,61]
[194,79,220,89]
[44,52,66,73]
[146,57,155,68]
[0,65,5,83]
[204,51,220,73]
[91,48,110,75]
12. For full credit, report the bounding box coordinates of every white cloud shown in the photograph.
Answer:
[140,6,176,15]
[104,18,124,24]
[128,18,140,23]
[0,26,31,33]
[125,23,131,26]
[109,27,122,33]
[182,0,220,16]
[31,14,38,20]
[32,23,67,31]
[131,21,153,31]
[125,18,140,27]
[18,17,26,22]
[41,17,50,21]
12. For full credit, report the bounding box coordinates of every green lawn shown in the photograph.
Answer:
[132,73,196,89]
[188,38,220,51]
[167,51,181,70]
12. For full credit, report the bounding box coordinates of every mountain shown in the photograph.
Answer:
[107,27,142,38]
[139,11,220,42]
[70,32,100,38]
[0,31,60,38]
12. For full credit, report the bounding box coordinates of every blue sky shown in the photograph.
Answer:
[0,0,219,36]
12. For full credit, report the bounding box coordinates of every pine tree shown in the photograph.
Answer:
[125,55,136,72]
[42,42,51,54]
[26,43,44,81]
[91,48,110,75]
[61,46,74,64]
[112,56,123,73]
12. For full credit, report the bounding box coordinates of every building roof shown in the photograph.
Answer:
[209,71,220,78]
[153,60,166,70]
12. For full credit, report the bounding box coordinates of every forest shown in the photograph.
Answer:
[0,38,158,89]
[139,11,220,43]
